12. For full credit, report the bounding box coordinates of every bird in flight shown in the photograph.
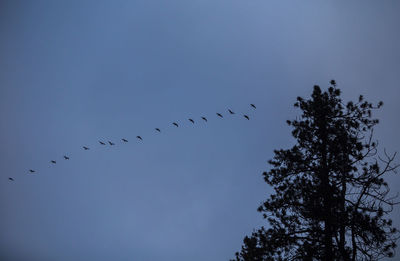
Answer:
[122,138,128,142]
[29,169,35,173]
[51,160,56,164]
[189,119,195,124]
[216,113,223,118]
[83,146,90,150]
[173,122,179,127]
[201,117,207,122]
[108,141,115,146]
[250,104,256,109]
[64,156,70,160]
[155,128,161,132]
[136,136,143,141]
[228,109,235,114]
[244,115,250,120]
[9,177,14,181]
[99,141,106,145]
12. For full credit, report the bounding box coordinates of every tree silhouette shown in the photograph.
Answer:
[234,81,399,260]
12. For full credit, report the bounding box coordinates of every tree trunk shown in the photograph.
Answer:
[319,115,333,261]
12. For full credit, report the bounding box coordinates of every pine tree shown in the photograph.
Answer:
[234,81,399,260]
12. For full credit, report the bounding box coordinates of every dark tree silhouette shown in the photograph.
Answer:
[234,81,399,261]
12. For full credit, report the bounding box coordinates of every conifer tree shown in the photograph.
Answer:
[234,81,399,260]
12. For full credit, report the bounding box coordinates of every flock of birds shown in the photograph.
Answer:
[7,104,257,182]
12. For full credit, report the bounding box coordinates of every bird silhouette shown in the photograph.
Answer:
[21,103,255,174]
[9,177,14,181]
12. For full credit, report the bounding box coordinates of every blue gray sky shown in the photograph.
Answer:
[1,1,400,260]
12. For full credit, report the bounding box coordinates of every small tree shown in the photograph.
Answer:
[234,81,399,260]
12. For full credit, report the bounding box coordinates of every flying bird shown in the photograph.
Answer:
[83,146,89,150]
[108,141,115,146]
[63,156,70,160]
[250,104,256,109]
[201,117,207,122]
[173,122,179,127]
[136,136,143,141]
[99,141,106,145]
[228,109,235,114]
[122,138,128,142]
[155,128,161,132]
[9,177,14,181]
[216,113,223,118]
[189,119,195,124]
[244,115,250,120]
[29,169,35,173]
[51,160,56,164]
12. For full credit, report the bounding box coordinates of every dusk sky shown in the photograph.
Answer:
[1,1,400,260]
